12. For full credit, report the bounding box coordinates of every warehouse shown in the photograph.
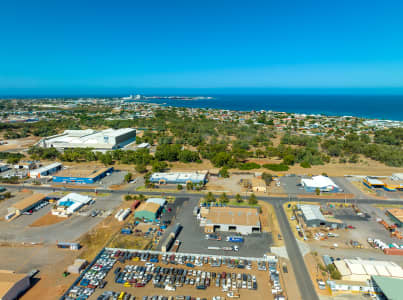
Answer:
[11,193,47,215]
[28,162,62,178]
[52,167,113,184]
[370,275,403,300]
[299,204,344,228]
[39,128,136,151]
[386,208,403,227]
[0,270,31,300]
[200,207,261,235]
[301,175,340,192]
[134,202,161,221]
[53,193,92,217]
[149,171,208,185]
[334,258,403,282]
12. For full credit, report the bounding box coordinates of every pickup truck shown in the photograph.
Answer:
[227,291,240,298]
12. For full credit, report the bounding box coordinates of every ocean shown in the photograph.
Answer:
[135,95,403,121]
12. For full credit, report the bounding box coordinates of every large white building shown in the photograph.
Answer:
[39,128,136,151]
[334,258,403,282]
[301,175,340,192]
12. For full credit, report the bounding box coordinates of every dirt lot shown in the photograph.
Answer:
[260,201,283,247]
[0,136,41,151]
[90,259,273,300]
[29,213,66,227]
[0,244,78,300]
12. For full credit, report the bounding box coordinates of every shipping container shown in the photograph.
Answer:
[384,248,403,255]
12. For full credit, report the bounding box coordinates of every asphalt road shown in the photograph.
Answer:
[4,183,403,300]
[274,200,319,300]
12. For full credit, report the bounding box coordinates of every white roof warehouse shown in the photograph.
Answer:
[39,128,136,151]
[301,175,340,192]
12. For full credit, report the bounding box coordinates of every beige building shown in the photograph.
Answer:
[252,178,267,193]
[11,193,46,215]
[200,206,261,235]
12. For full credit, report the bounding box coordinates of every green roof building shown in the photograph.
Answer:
[371,276,403,300]
[134,202,160,221]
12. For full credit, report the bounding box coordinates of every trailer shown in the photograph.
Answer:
[131,200,140,210]
[170,223,183,239]
[171,240,181,252]
[226,236,244,243]
[57,242,80,250]
[207,246,221,250]
[114,209,124,219]
[118,208,131,222]
[121,228,132,235]
[161,235,175,252]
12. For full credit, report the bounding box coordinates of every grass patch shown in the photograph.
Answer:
[226,200,260,208]
[108,235,152,249]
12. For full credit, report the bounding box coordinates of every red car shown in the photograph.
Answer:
[135,283,145,287]
[347,225,356,229]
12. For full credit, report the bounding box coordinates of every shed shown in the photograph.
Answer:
[134,202,160,221]
[11,193,46,214]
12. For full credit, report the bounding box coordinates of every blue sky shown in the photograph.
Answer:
[1,0,403,94]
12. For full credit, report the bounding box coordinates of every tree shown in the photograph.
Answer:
[124,195,132,201]
[124,172,132,183]
[135,164,147,173]
[235,193,243,203]
[300,161,311,168]
[186,182,194,191]
[205,192,216,203]
[248,193,257,205]
[219,192,229,204]
[219,167,229,178]
[177,184,183,190]
[315,188,320,195]
[262,173,273,185]
[283,154,295,165]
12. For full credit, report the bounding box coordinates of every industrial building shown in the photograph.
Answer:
[28,162,62,178]
[149,171,208,185]
[386,208,403,227]
[370,275,403,300]
[334,258,403,282]
[0,270,31,300]
[251,178,267,193]
[134,202,161,221]
[11,193,47,215]
[299,204,344,228]
[39,128,136,151]
[52,167,113,184]
[301,175,340,192]
[363,176,403,191]
[53,193,92,217]
[200,207,261,235]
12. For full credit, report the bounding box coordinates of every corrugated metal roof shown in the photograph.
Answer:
[372,276,403,300]
[300,205,326,221]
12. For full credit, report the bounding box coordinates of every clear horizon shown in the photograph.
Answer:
[1,1,403,92]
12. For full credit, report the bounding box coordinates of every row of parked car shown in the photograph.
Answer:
[269,261,284,300]
[65,250,117,299]
[98,292,210,300]
[114,262,257,293]
[23,200,49,215]
[112,250,263,271]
